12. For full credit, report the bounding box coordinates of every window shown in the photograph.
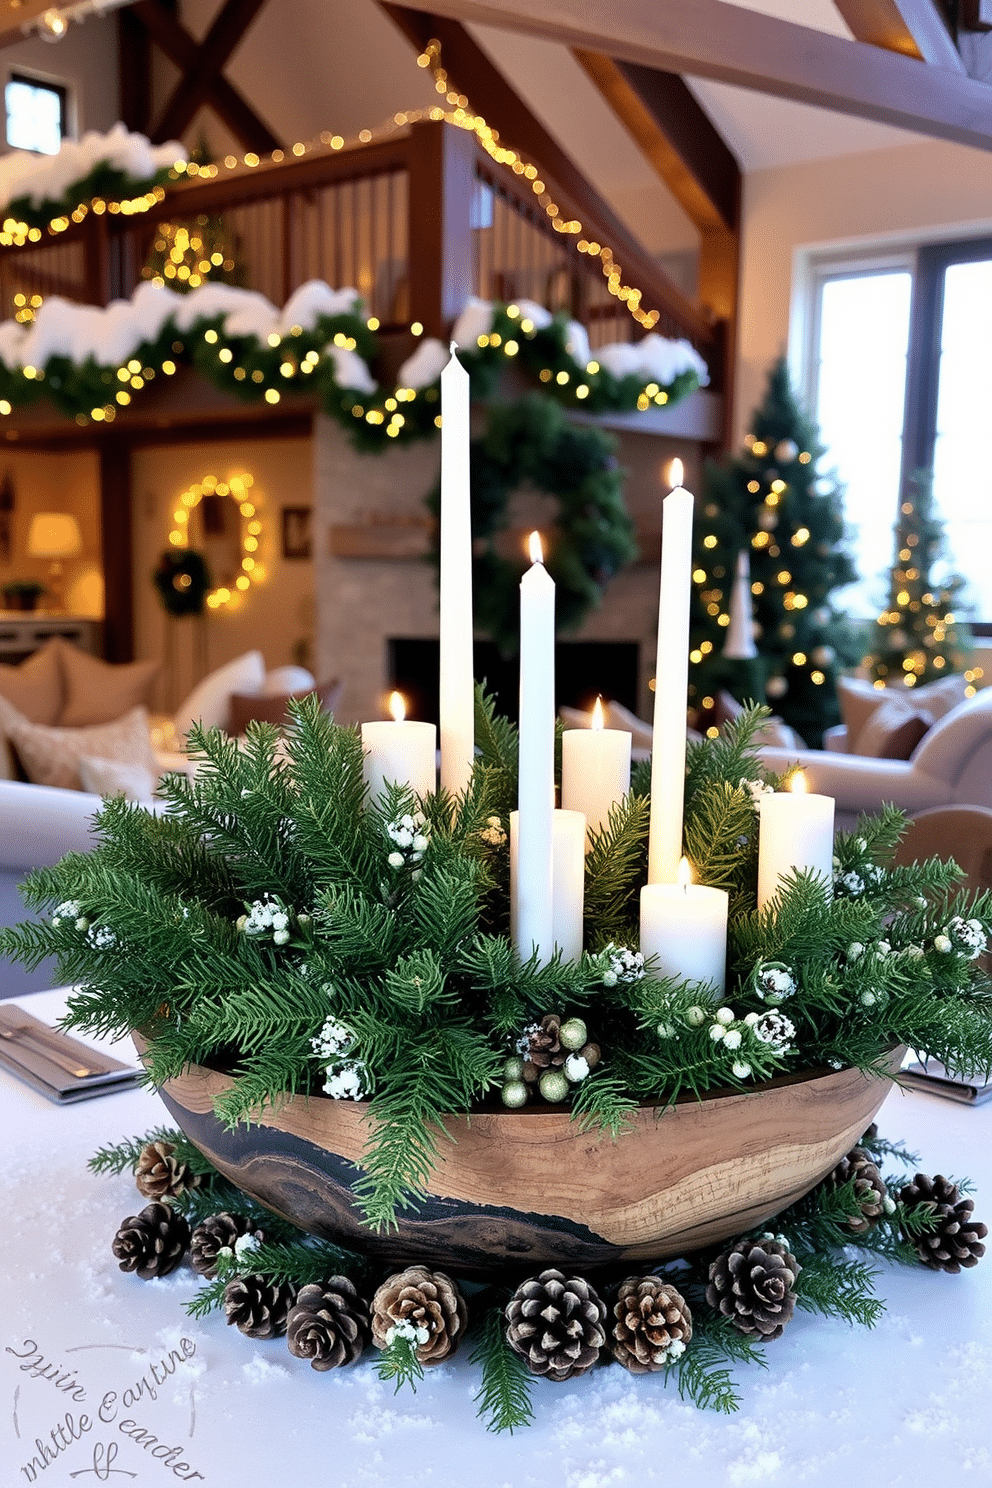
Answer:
[5,74,65,155]
[803,235,992,622]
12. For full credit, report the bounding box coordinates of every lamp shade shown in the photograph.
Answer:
[27,511,82,558]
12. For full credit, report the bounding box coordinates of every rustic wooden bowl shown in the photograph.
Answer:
[139,1038,901,1276]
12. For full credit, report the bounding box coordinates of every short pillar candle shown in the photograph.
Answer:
[361,691,437,804]
[757,772,835,910]
[640,857,728,997]
[561,697,631,846]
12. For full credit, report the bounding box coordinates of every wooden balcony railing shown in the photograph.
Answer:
[0,119,721,376]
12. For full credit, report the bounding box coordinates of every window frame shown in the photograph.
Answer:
[5,70,68,155]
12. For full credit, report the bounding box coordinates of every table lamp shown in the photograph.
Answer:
[27,511,82,611]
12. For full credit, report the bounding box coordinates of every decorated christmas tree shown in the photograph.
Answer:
[862,470,972,688]
[141,140,244,293]
[688,358,860,747]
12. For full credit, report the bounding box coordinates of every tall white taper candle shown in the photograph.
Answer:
[514,533,556,964]
[648,460,694,884]
[438,343,475,795]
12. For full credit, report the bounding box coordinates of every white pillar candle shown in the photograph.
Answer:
[757,771,835,911]
[514,533,556,964]
[640,857,728,996]
[648,459,694,884]
[438,343,475,796]
[511,808,586,963]
[561,697,631,847]
[723,549,757,660]
[361,691,437,804]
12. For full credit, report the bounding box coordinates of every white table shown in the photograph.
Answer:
[3,990,991,1486]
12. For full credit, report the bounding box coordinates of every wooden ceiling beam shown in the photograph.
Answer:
[379,3,709,338]
[572,51,738,233]
[834,0,965,70]
[411,0,992,151]
[151,0,272,145]
[130,0,282,153]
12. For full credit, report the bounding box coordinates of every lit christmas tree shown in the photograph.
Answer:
[142,141,243,292]
[863,470,973,689]
[688,358,861,747]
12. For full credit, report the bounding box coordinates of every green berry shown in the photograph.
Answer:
[501,1080,529,1109]
[503,1055,525,1081]
[559,1017,588,1051]
[538,1070,569,1103]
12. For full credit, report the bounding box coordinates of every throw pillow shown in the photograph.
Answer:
[855,698,930,760]
[0,640,63,724]
[838,673,968,752]
[228,677,345,735]
[4,704,158,791]
[57,641,160,727]
[173,650,266,740]
[78,754,157,802]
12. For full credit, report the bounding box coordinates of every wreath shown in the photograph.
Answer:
[152,548,211,617]
[427,394,638,650]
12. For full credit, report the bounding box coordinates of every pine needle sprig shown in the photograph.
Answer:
[583,792,650,948]
[667,1314,766,1413]
[568,1068,638,1137]
[792,1253,884,1328]
[471,1294,534,1434]
[375,1331,425,1393]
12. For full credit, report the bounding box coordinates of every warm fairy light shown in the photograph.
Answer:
[789,770,808,795]
[529,531,544,564]
[591,696,604,731]
[669,459,684,489]
[389,691,406,723]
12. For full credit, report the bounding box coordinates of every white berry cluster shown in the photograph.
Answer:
[600,943,645,987]
[754,962,796,1003]
[941,916,987,960]
[833,846,884,898]
[705,1006,753,1077]
[743,778,774,808]
[478,815,507,847]
[51,900,81,927]
[385,814,430,871]
[237,894,292,945]
[385,1318,431,1348]
[310,1015,369,1100]
[86,924,118,950]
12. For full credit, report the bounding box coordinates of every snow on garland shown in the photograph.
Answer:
[0,279,707,443]
[0,123,185,232]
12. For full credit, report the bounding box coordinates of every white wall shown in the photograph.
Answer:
[736,136,992,442]
[0,14,119,148]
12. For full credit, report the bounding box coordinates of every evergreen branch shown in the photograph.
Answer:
[793,1253,885,1328]
[471,1296,535,1434]
[668,1316,765,1413]
[569,1069,638,1138]
[376,1332,425,1393]
[583,792,650,948]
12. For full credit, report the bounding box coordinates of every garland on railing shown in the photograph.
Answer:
[0,123,185,241]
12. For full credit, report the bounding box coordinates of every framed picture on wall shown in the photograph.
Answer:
[281,506,312,560]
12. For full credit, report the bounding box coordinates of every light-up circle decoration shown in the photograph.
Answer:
[168,472,264,611]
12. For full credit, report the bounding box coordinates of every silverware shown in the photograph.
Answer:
[0,1023,105,1079]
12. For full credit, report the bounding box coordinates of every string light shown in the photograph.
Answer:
[167,472,263,611]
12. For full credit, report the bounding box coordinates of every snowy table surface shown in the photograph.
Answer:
[2,989,990,1488]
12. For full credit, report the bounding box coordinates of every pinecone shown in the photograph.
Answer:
[287,1278,370,1370]
[828,1145,889,1233]
[112,1202,190,1280]
[898,1173,988,1273]
[706,1235,801,1340]
[371,1265,467,1365]
[505,1268,607,1381]
[521,1015,566,1084]
[223,1274,295,1338]
[610,1276,692,1374]
[135,1140,201,1200]
[188,1211,264,1278]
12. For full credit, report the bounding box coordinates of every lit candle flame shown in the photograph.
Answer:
[591,696,605,731]
[528,530,544,565]
[668,458,684,490]
[677,855,693,889]
[389,690,406,723]
[789,769,808,795]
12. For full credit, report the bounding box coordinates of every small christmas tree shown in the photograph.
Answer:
[688,359,860,747]
[863,470,971,688]
[142,139,244,293]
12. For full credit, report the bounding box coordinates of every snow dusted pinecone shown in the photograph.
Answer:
[371,1265,468,1365]
[188,1211,264,1278]
[828,1145,889,1234]
[706,1235,801,1340]
[899,1173,988,1273]
[287,1278,370,1370]
[505,1268,607,1382]
[610,1276,692,1374]
[223,1274,295,1338]
[112,1201,190,1280]
[134,1140,200,1200]
[521,1015,566,1084]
